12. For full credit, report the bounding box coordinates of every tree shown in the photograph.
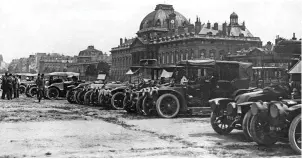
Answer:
[30,69,37,74]
[96,61,110,75]
[85,64,97,76]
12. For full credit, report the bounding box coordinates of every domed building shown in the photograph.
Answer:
[111,4,262,81]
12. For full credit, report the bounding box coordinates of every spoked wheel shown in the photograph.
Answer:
[111,92,125,110]
[156,93,180,118]
[74,90,81,104]
[19,85,26,94]
[98,93,105,106]
[136,96,145,115]
[289,114,301,154]
[142,96,156,116]
[84,90,93,105]
[123,94,136,113]
[90,92,99,106]
[29,86,38,98]
[242,110,253,141]
[47,87,60,100]
[77,90,86,105]
[210,110,234,135]
[66,90,76,104]
[250,114,278,145]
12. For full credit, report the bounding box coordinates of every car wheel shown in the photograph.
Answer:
[19,85,26,94]
[250,114,278,145]
[289,114,301,154]
[111,92,125,110]
[242,110,253,141]
[136,96,145,115]
[66,90,75,104]
[90,92,99,106]
[47,87,60,100]
[210,111,234,135]
[84,90,93,105]
[29,86,38,98]
[156,93,180,118]
[77,90,86,105]
[123,94,136,113]
[142,96,156,116]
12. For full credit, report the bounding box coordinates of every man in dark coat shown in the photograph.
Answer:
[36,74,45,102]
[1,72,8,99]
[6,73,13,100]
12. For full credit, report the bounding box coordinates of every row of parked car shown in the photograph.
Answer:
[209,83,301,154]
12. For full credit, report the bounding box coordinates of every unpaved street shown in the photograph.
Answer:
[0,96,299,158]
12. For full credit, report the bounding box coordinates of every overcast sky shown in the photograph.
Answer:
[0,0,301,63]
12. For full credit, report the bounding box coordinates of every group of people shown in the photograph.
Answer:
[1,72,21,100]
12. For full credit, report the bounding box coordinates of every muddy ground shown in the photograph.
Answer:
[0,95,300,158]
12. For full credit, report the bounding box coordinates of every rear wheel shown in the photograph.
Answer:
[210,111,234,135]
[29,86,38,98]
[142,96,156,116]
[47,87,60,100]
[250,114,278,145]
[242,110,253,141]
[111,92,125,110]
[19,85,26,94]
[156,93,180,118]
[289,114,301,154]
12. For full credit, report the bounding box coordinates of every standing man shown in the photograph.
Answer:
[1,72,8,99]
[15,75,20,98]
[36,74,45,102]
[12,75,16,98]
[6,73,13,100]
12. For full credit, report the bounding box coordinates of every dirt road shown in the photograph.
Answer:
[0,96,299,158]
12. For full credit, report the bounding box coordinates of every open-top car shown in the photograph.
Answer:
[210,83,291,141]
[142,59,253,118]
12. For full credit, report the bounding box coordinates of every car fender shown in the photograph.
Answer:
[209,98,234,112]
[49,83,63,91]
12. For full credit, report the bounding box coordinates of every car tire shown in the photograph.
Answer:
[29,86,38,98]
[47,87,60,100]
[250,114,278,145]
[242,110,253,141]
[77,90,86,105]
[289,114,301,154]
[19,85,26,94]
[142,96,155,116]
[66,90,76,104]
[111,92,125,110]
[210,112,234,135]
[136,96,145,115]
[156,93,180,118]
[90,91,99,106]
[84,90,93,105]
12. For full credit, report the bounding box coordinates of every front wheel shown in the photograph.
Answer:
[210,111,233,135]
[84,90,93,105]
[19,85,26,94]
[136,96,145,115]
[250,114,278,145]
[76,90,86,105]
[142,96,156,116]
[111,92,125,110]
[123,94,136,113]
[156,93,180,118]
[47,87,60,100]
[289,114,301,154]
[29,86,38,98]
[242,110,253,141]
[66,90,76,104]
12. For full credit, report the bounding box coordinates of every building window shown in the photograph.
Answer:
[171,52,174,64]
[162,53,165,64]
[166,53,169,64]
[175,52,178,62]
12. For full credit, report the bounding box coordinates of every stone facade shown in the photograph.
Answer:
[111,4,262,81]
[39,53,75,73]
[67,45,112,79]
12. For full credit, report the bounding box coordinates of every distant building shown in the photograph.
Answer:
[39,53,75,73]
[67,45,112,79]
[110,4,262,81]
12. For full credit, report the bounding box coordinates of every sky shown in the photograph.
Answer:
[0,0,301,63]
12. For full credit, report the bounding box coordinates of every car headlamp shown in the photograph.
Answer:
[269,103,280,118]
[226,102,237,116]
[251,102,260,116]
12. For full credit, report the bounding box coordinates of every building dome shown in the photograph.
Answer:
[230,12,238,18]
[139,4,189,31]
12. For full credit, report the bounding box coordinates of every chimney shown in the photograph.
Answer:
[207,21,211,29]
[222,22,227,35]
[242,21,246,30]
[292,33,297,40]
[120,38,123,45]
[124,37,127,43]
[213,22,218,30]
[195,16,201,34]
[188,24,194,33]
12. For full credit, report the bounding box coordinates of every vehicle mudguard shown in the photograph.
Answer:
[111,86,128,95]
[49,83,64,91]
[251,102,269,120]
[209,98,234,112]
[157,89,187,113]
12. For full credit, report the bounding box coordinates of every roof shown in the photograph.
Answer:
[198,24,254,37]
[79,46,103,56]
[289,60,301,74]
[177,60,253,68]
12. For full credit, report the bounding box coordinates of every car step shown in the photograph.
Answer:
[187,107,212,115]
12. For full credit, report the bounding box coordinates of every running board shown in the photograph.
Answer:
[187,107,212,115]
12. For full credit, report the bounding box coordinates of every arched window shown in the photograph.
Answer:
[162,53,165,64]
[175,51,179,62]
[166,53,169,64]
[171,52,174,64]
